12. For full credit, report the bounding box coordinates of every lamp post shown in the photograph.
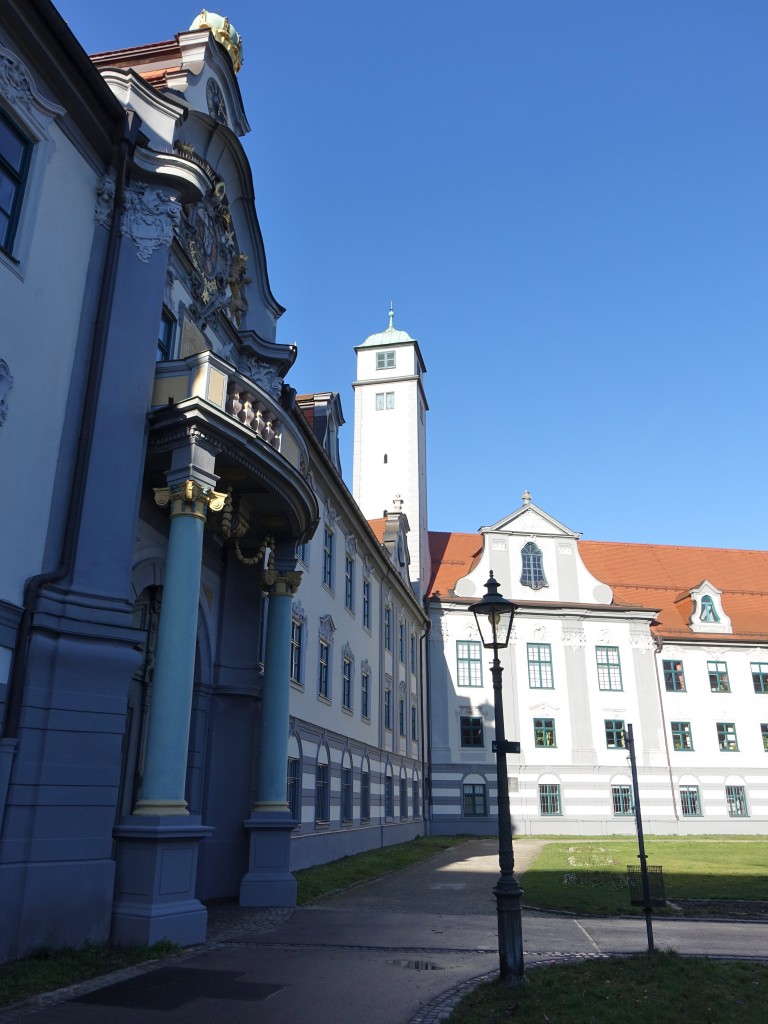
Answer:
[470,572,524,982]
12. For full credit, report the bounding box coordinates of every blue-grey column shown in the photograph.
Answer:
[134,480,225,815]
[253,570,302,811]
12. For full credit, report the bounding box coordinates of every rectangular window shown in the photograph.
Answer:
[375,391,395,410]
[596,647,623,691]
[386,391,395,409]
[361,770,370,821]
[399,696,406,736]
[411,704,418,742]
[679,784,701,817]
[671,721,693,751]
[611,784,634,816]
[322,527,334,590]
[384,687,392,729]
[412,780,420,817]
[725,784,748,817]
[410,634,417,674]
[376,350,396,369]
[663,659,686,692]
[345,555,354,611]
[399,622,405,663]
[315,764,330,823]
[762,724,768,752]
[708,661,730,693]
[297,540,309,565]
[287,757,301,820]
[604,719,626,749]
[342,658,352,711]
[752,663,768,694]
[157,309,175,361]
[384,607,392,651]
[528,644,553,688]
[318,640,330,700]
[0,110,31,253]
[290,619,303,685]
[363,578,371,629]
[463,783,487,817]
[533,718,556,748]
[460,715,484,747]
[539,783,562,816]
[456,640,482,687]
[716,721,738,751]
[341,767,353,822]
[361,670,370,719]
[385,776,394,819]
[399,777,408,819]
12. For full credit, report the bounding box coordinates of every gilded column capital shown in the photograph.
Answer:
[263,570,303,597]
[154,480,227,519]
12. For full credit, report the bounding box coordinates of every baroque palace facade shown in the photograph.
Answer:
[0,1,765,964]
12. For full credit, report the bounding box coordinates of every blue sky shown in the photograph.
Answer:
[57,1,767,549]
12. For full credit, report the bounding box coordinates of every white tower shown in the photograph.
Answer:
[352,308,430,598]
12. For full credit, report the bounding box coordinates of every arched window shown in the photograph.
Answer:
[699,595,719,623]
[520,542,547,590]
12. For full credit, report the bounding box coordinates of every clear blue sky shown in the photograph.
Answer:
[57,1,767,549]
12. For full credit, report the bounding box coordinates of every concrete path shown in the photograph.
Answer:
[2,839,766,1024]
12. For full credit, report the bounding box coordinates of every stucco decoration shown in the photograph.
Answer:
[324,498,338,529]
[345,534,357,557]
[180,185,250,325]
[0,360,13,429]
[292,599,306,624]
[629,634,655,652]
[236,356,283,399]
[562,632,587,647]
[122,183,180,262]
[0,47,65,127]
[94,176,115,228]
[318,615,335,642]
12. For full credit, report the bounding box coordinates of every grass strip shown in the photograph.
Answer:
[295,834,468,904]
[446,951,768,1024]
[0,941,178,1008]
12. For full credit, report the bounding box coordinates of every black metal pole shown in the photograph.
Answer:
[626,723,654,953]
[491,649,524,981]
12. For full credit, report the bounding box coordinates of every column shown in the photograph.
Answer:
[240,568,302,907]
[135,480,225,814]
[111,477,223,948]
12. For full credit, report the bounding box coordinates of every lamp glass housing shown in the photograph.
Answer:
[470,572,515,649]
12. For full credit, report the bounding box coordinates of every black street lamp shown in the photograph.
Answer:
[470,571,524,982]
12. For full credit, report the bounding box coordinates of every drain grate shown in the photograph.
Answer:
[389,959,442,971]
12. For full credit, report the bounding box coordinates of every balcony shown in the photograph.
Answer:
[151,350,305,473]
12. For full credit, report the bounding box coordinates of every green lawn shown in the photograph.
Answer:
[445,951,768,1024]
[518,836,768,915]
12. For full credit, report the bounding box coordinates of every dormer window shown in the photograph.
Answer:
[520,542,547,591]
[376,351,396,370]
[699,595,719,623]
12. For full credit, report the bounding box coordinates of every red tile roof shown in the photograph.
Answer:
[428,532,768,642]
[367,518,387,544]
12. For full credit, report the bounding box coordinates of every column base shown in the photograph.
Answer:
[111,816,213,948]
[239,810,297,907]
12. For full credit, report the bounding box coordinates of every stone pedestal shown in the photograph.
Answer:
[239,811,297,907]
[111,817,213,947]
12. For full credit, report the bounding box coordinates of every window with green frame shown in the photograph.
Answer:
[462,783,487,817]
[460,715,484,747]
[538,783,562,815]
[384,606,392,651]
[679,784,701,816]
[596,646,622,691]
[0,109,31,254]
[699,595,719,623]
[762,724,768,752]
[604,719,625,749]
[456,640,482,687]
[752,663,768,694]
[708,661,730,693]
[716,722,738,751]
[527,643,553,688]
[384,686,392,729]
[663,659,685,692]
[725,784,748,817]
[533,718,556,747]
[611,784,633,816]
[671,721,693,751]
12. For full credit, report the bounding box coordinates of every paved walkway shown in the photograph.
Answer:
[3,839,767,1024]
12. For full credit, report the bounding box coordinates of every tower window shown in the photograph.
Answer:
[375,392,395,410]
[376,350,396,369]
